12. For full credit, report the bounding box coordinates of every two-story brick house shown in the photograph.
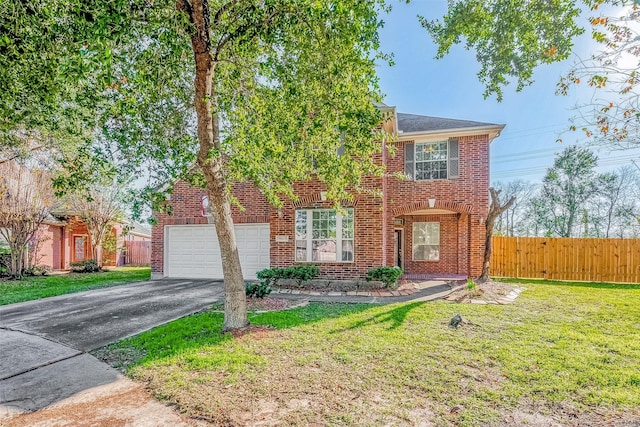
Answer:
[151,106,503,280]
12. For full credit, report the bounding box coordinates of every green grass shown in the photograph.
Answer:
[0,267,151,305]
[98,281,640,426]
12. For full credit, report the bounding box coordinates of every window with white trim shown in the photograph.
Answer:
[404,138,459,180]
[413,222,440,261]
[416,142,447,180]
[295,209,354,262]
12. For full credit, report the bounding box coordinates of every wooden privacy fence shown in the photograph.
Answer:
[123,241,151,266]
[491,236,640,283]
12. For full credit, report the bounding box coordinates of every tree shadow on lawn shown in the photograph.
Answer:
[94,302,390,372]
[328,301,424,333]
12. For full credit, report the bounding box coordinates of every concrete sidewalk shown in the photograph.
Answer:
[0,278,224,420]
[0,328,120,415]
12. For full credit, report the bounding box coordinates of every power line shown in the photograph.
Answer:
[493,152,635,165]
[491,157,637,178]
[491,146,569,160]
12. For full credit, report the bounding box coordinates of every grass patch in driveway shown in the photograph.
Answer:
[98,282,640,426]
[0,267,151,305]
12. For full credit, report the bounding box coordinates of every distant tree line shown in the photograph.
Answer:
[493,146,640,239]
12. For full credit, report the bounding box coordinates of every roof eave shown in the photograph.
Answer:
[397,124,506,142]
[130,231,151,238]
[43,219,68,227]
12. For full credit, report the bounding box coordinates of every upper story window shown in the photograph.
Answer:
[404,138,459,180]
[295,208,354,263]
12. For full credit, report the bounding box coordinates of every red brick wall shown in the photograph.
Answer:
[384,135,489,277]
[268,181,384,280]
[152,134,490,279]
[151,181,271,275]
[401,214,458,274]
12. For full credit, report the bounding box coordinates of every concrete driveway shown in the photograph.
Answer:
[0,278,224,415]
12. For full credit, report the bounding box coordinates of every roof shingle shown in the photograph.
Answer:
[397,113,502,134]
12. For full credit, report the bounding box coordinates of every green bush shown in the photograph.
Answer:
[69,259,101,273]
[245,281,272,299]
[366,266,403,289]
[23,265,53,276]
[466,278,477,290]
[257,265,320,286]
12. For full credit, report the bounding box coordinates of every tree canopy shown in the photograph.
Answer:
[426,0,640,146]
[1,0,392,329]
[558,3,640,147]
[423,0,584,101]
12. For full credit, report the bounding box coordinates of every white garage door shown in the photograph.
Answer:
[165,224,270,280]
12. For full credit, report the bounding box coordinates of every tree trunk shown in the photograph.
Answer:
[203,171,248,331]
[185,0,248,331]
[9,243,25,279]
[93,242,102,267]
[478,188,515,283]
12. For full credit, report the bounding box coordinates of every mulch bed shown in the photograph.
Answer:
[446,280,517,303]
[246,297,295,312]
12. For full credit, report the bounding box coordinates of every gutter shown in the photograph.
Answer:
[397,124,506,142]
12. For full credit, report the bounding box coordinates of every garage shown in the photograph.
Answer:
[164,224,270,280]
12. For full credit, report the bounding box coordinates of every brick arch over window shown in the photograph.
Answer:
[292,196,358,209]
[392,200,473,216]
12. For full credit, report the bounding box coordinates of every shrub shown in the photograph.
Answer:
[245,281,272,299]
[69,259,101,273]
[466,278,476,290]
[366,266,403,289]
[23,265,53,276]
[257,265,320,286]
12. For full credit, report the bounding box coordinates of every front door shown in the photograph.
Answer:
[73,236,90,262]
[394,229,403,269]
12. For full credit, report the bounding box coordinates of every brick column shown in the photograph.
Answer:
[457,213,469,276]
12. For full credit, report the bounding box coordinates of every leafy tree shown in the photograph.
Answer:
[0,1,97,167]
[532,146,605,237]
[423,0,584,101]
[4,0,612,329]
[0,162,56,278]
[426,0,640,148]
[67,183,125,268]
[558,2,640,147]
[1,0,388,330]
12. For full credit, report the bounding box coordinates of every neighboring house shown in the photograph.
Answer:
[151,106,504,280]
[124,221,154,242]
[33,215,151,269]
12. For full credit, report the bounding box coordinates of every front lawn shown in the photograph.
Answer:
[0,267,151,305]
[97,280,640,426]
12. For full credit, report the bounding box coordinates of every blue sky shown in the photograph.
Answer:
[376,1,640,185]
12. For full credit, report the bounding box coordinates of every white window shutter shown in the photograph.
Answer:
[405,142,414,180]
[448,138,459,179]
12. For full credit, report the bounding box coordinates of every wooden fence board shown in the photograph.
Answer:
[491,236,640,283]
[123,241,151,266]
